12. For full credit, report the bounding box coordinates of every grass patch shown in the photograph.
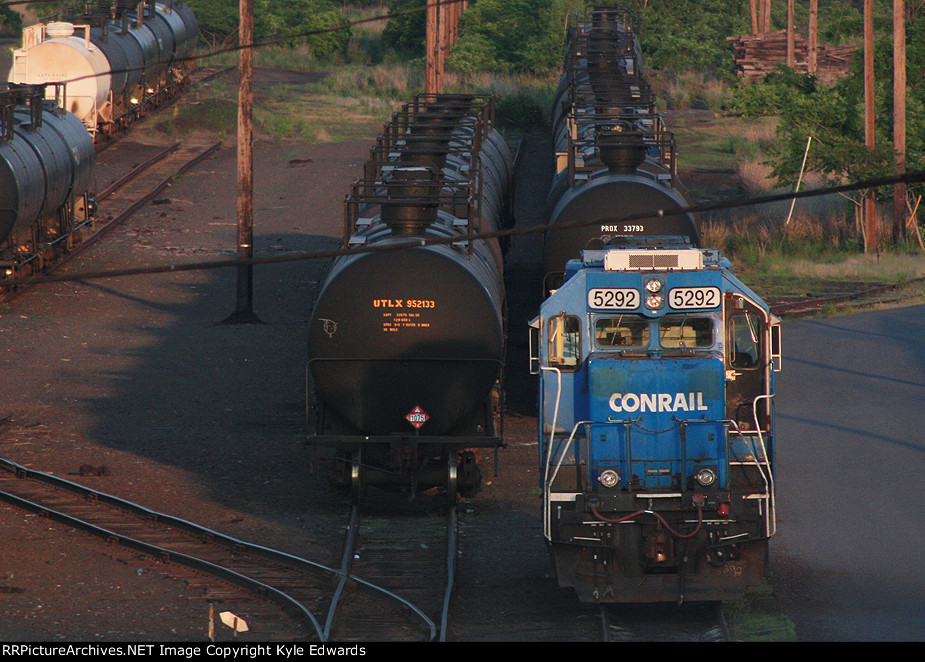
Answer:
[158,54,556,143]
[723,582,799,642]
[152,80,238,137]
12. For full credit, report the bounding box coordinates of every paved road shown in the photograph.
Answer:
[773,305,925,641]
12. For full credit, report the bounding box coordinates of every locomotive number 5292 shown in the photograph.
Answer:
[588,288,640,310]
[669,286,720,309]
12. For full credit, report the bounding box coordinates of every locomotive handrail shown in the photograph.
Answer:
[543,417,593,543]
[726,416,776,538]
[539,363,562,542]
[750,395,777,536]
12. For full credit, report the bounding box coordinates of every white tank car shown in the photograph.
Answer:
[9,23,111,132]
[7,1,198,138]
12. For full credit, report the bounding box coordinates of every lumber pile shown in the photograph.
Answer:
[727,29,857,83]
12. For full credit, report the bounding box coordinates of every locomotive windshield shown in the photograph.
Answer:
[659,315,714,349]
[594,316,649,348]
[592,314,715,351]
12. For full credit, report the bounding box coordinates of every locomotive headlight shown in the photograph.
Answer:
[599,469,620,488]
[644,278,662,293]
[645,293,663,309]
[695,468,717,487]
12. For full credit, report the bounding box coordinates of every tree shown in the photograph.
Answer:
[731,5,925,242]
[383,0,585,74]
[0,6,23,36]
[186,0,350,56]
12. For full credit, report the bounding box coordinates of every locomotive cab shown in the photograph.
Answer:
[531,242,780,603]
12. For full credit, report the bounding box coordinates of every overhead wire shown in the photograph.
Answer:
[0,0,463,87]
[2,167,924,291]
[2,0,923,291]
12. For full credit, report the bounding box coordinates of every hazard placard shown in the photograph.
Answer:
[406,406,429,429]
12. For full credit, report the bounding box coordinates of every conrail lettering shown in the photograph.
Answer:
[608,392,709,413]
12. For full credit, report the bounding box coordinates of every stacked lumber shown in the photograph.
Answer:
[727,29,857,83]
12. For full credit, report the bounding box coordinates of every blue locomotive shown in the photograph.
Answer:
[531,235,780,603]
[531,7,779,603]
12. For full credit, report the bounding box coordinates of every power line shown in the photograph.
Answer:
[3,167,924,291]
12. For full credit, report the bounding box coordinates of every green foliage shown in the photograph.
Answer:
[622,0,751,76]
[383,0,585,74]
[496,91,546,129]
[730,7,925,205]
[0,6,23,36]
[185,0,238,41]
[186,0,350,58]
[380,0,425,56]
[446,33,497,75]
[458,0,586,74]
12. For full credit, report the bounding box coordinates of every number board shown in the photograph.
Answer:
[588,288,640,310]
[669,286,721,310]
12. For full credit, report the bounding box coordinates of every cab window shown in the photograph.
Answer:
[594,316,649,349]
[728,312,762,368]
[548,314,581,370]
[659,315,714,349]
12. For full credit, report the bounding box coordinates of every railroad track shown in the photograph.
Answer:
[325,498,458,641]
[0,454,460,641]
[0,139,221,303]
[768,277,925,317]
[600,601,730,641]
[0,454,328,640]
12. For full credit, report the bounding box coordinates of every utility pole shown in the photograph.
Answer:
[863,0,878,253]
[425,0,438,94]
[425,0,464,95]
[893,0,907,242]
[786,0,794,67]
[226,0,260,323]
[808,0,818,74]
